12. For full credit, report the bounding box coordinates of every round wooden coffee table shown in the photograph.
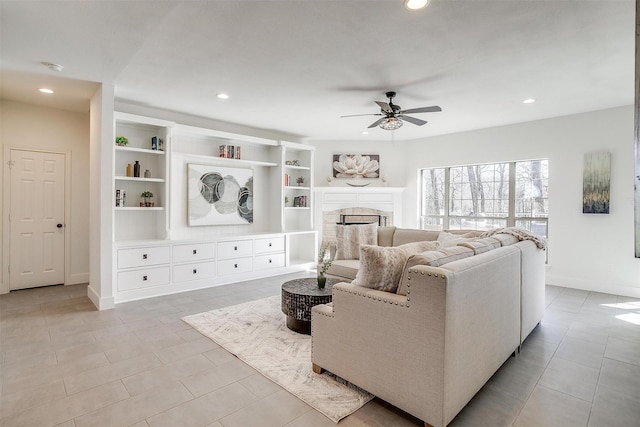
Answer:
[281,277,341,334]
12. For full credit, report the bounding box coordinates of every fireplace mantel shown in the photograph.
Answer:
[314,186,405,230]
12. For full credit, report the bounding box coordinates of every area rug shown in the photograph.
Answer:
[181,295,373,423]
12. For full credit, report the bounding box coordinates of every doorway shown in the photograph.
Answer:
[7,149,66,290]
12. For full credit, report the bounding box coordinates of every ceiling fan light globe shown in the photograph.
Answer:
[379,117,403,130]
[404,0,430,10]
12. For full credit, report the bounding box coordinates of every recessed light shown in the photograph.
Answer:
[217,93,229,100]
[39,88,54,94]
[361,131,369,135]
[41,62,64,72]
[404,0,430,10]
[522,98,536,104]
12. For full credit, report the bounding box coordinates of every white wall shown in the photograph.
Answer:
[0,100,90,289]
[401,106,639,298]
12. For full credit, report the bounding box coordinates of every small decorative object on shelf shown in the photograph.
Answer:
[140,191,154,207]
[115,136,128,146]
[144,169,151,178]
[126,163,133,177]
[134,161,141,177]
[151,136,158,150]
[285,160,300,166]
[296,176,304,186]
[284,196,289,206]
[317,244,332,289]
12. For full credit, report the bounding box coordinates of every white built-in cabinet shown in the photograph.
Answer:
[112,113,316,304]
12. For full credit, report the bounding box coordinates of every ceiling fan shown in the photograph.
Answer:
[341,91,442,130]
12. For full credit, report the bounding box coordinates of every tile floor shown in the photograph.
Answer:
[1,273,639,427]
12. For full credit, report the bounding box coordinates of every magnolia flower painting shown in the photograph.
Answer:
[332,154,380,178]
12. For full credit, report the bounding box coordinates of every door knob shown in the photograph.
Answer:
[56,223,63,228]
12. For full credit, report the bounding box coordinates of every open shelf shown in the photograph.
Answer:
[115,146,165,155]
[115,207,165,211]
[115,176,165,183]
[173,151,277,167]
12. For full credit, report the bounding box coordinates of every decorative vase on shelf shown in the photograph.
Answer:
[133,161,141,178]
[317,274,327,289]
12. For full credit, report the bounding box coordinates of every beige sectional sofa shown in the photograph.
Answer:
[312,226,546,427]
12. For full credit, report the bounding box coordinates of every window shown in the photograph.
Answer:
[420,159,548,237]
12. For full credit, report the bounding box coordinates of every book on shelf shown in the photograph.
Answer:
[115,189,126,207]
[284,173,290,186]
[219,144,242,159]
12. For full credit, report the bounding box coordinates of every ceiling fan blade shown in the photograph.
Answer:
[368,118,386,128]
[375,101,393,113]
[398,115,427,126]
[399,106,442,114]
[340,113,383,118]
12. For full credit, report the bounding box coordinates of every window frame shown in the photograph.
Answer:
[419,160,548,237]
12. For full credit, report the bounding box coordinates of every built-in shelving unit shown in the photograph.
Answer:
[109,113,317,305]
[113,112,173,241]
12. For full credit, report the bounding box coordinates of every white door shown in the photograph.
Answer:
[9,149,65,290]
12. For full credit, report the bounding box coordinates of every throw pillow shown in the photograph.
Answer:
[334,222,378,260]
[437,231,472,248]
[352,240,440,293]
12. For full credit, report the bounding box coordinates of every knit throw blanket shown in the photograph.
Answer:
[480,227,547,250]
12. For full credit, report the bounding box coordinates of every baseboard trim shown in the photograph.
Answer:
[87,285,115,310]
[546,274,640,298]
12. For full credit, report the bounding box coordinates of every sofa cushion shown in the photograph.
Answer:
[335,222,378,260]
[397,246,475,295]
[377,226,397,247]
[352,241,440,293]
[392,229,440,246]
[490,233,519,246]
[326,259,360,280]
[458,237,501,254]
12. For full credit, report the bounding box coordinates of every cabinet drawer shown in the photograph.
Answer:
[254,253,285,270]
[172,242,216,263]
[217,257,253,275]
[254,236,285,254]
[117,266,170,291]
[172,261,216,283]
[117,246,170,269]
[218,240,252,259]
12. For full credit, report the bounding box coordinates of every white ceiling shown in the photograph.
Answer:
[0,0,634,142]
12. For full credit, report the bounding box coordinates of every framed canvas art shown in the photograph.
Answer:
[188,163,253,225]
[332,154,380,178]
[582,152,611,214]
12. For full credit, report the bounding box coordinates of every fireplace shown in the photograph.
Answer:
[314,187,405,246]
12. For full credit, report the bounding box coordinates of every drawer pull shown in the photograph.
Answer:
[269,242,272,247]
[234,246,238,251]
[269,259,272,263]
[234,263,238,268]
[193,269,197,274]
[142,254,148,260]
[143,275,148,281]
[193,249,197,255]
